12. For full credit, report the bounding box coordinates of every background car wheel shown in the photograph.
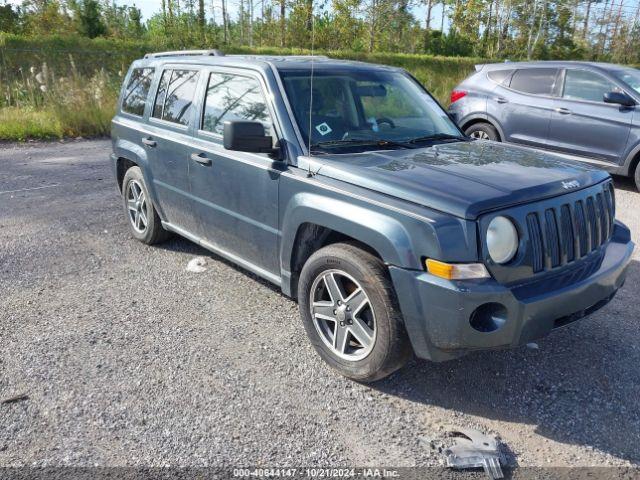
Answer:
[122,166,170,245]
[465,122,499,141]
[298,242,412,383]
[635,161,640,192]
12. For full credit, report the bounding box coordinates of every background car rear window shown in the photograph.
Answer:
[152,69,199,125]
[487,69,514,86]
[201,72,272,136]
[121,68,154,116]
[563,70,616,102]
[510,68,558,95]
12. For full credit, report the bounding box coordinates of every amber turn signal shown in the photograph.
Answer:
[425,259,490,280]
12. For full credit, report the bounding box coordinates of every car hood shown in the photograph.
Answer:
[299,141,609,219]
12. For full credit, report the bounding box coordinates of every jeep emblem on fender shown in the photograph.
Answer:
[562,180,581,189]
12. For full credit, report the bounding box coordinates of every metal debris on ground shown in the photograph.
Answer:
[186,257,208,273]
[443,427,505,479]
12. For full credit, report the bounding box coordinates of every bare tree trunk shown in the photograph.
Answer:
[280,0,286,47]
[582,0,592,40]
[527,0,545,59]
[198,0,206,41]
[611,0,624,45]
[249,0,254,47]
[441,0,445,31]
[368,0,377,52]
[425,0,433,30]
[601,0,615,55]
[221,0,229,43]
[161,0,168,33]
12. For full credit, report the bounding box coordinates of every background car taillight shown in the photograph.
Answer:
[450,89,467,104]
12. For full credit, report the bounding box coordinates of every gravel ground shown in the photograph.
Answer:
[1,139,639,472]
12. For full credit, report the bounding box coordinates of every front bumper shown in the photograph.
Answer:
[390,221,634,362]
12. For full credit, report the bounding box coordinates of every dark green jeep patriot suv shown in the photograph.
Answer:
[111,50,634,382]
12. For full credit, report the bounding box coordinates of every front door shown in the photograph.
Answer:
[547,68,633,165]
[188,68,282,279]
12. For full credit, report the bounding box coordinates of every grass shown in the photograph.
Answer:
[0,35,480,141]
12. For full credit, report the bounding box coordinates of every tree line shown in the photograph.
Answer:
[1,0,639,63]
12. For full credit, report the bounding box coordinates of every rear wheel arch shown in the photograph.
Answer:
[462,119,502,141]
[116,157,138,192]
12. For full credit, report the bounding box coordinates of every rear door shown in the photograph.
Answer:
[547,68,633,165]
[188,67,283,280]
[145,67,202,232]
[493,67,559,148]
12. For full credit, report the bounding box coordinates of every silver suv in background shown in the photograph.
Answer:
[448,61,640,190]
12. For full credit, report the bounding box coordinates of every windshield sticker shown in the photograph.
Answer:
[315,122,332,136]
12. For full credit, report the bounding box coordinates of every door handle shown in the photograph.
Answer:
[555,107,572,115]
[141,137,156,147]
[495,97,508,104]
[191,152,212,166]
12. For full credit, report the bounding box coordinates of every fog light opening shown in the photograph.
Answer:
[469,303,508,333]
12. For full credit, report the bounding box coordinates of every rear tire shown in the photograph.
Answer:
[465,122,499,141]
[122,166,170,245]
[298,242,412,383]
[634,161,640,192]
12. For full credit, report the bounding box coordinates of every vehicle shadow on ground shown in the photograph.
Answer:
[373,259,640,465]
[612,174,637,192]
[155,236,286,295]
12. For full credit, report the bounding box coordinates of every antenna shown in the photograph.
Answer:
[307,4,316,167]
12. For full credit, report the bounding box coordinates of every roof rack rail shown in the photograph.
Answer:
[227,54,330,60]
[144,49,225,59]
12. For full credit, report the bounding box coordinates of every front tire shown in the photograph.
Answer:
[634,161,640,192]
[122,166,170,245]
[298,243,412,382]
[465,122,499,141]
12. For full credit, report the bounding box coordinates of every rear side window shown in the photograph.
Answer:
[152,69,200,126]
[487,69,513,86]
[563,69,616,103]
[201,72,272,136]
[510,68,558,95]
[121,68,154,116]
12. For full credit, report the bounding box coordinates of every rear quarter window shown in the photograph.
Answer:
[121,68,154,116]
[487,69,514,86]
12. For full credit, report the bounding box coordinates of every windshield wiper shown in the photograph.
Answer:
[311,137,416,151]
[407,133,467,145]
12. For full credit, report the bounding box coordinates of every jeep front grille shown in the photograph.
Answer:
[526,182,615,273]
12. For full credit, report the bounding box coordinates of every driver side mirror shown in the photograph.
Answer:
[603,91,635,107]
[223,121,281,157]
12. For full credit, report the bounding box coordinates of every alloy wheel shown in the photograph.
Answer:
[126,180,149,233]
[309,269,376,361]
[470,130,490,140]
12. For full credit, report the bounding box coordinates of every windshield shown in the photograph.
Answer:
[279,68,463,153]
[610,68,640,95]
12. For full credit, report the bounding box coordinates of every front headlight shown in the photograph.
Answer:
[487,216,519,264]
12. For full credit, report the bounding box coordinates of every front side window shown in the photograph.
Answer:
[279,68,462,153]
[563,70,616,103]
[609,68,640,95]
[152,69,200,126]
[510,68,558,95]
[121,67,154,116]
[201,72,272,136]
